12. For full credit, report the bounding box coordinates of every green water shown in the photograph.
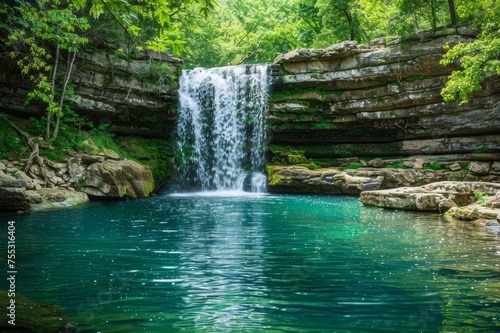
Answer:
[2,194,499,332]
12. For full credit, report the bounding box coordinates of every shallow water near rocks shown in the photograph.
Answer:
[2,194,499,332]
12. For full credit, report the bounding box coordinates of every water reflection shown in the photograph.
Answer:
[1,195,498,332]
[173,196,268,331]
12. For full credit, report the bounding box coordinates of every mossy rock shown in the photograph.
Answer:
[288,154,307,164]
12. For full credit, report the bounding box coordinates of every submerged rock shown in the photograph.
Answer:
[0,289,75,333]
[31,188,89,211]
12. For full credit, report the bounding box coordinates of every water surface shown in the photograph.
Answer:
[2,194,499,332]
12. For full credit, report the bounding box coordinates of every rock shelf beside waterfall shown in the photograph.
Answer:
[360,181,500,230]
[0,143,154,213]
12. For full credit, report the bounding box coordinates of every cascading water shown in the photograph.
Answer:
[175,65,270,193]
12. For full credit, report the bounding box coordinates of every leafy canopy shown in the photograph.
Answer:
[440,0,500,104]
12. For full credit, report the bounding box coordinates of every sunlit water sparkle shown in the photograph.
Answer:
[1,194,499,333]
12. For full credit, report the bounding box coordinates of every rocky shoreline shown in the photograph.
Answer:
[0,139,154,213]
[266,153,500,230]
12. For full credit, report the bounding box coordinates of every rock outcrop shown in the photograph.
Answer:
[270,27,500,158]
[360,181,500,211]
[0,178,30,212]
[0,49,182,139]
[267,153,500,195]
[0,142,153,212]
[360,181,500,230]
[31,188,89,211]
[267,165,384,195]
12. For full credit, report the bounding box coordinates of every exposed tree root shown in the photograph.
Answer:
[1,114,49,187]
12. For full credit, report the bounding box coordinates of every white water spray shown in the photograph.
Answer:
[176,65,270,192]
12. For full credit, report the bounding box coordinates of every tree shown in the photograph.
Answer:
[1,1,89,140]
[316,0,365,43]
[1,0,218,140]
[447,0,457,27]
[395,0,452,31]
[440,0,500,105]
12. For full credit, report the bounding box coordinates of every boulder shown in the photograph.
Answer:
[0,169,15,180]
[14,170,38,190]
[491,161,500,173]
[81,154,105,165]
[102,147,120,160]
[438,198,457,213]
[78,159,154,198]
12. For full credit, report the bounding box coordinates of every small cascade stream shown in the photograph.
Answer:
[175,65,270,193]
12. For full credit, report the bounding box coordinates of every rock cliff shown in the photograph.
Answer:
[269,27,500,157]
[0,49,182,139]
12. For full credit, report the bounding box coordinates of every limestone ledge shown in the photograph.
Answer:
[360,181,500,233]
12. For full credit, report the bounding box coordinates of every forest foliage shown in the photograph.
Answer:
[0,0,499,129]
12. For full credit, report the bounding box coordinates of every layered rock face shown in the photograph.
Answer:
[270,28,500,157]
[0,50,182,139]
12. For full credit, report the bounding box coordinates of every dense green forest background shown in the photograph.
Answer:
[0,0,499,139]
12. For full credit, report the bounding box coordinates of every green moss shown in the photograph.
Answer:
[266,165,282,186]
[423,163,443,170]
[116,136,174,184]
[144,176,155,197]
[268,145,319,169]
[288,154,307,164]
[346,162,364,169]
[312,120,336,129]
[474,189,487,203]
[473,145,491,154]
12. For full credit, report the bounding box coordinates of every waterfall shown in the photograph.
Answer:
[175,65,270,193]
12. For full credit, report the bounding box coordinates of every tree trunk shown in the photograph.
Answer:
[430,1,437,30]
[411,12,419,32]
[52,51,76,140]
[447,0,457,26]
[46,43,60,140]
[341,6,355,41]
